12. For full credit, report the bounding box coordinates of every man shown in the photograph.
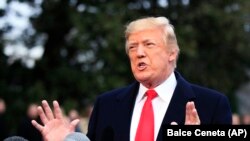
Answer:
[32,16,232,141]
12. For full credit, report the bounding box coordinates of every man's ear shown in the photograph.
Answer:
[168,48,178,62]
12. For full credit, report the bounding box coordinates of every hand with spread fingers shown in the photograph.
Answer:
[171,101,200,125]
[31,100,79,141]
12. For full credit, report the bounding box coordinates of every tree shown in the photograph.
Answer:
[0,0,249,133]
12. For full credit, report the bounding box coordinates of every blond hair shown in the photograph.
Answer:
[125,16,180,68]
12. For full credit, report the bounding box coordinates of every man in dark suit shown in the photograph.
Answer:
[32,16,232,141]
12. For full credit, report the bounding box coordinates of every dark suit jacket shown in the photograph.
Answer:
[87,71,232,141]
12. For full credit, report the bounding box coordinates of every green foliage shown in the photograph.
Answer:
[0,0,249,133]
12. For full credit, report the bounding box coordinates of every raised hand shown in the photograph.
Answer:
[184,101,200,125]
[31,100,79,141]
[171,101,200,125]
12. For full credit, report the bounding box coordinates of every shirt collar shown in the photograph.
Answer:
[136,71,177,103]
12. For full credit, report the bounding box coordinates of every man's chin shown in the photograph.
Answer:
[136,77,153,86]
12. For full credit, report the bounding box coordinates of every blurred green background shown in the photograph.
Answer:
[0,0,250,134]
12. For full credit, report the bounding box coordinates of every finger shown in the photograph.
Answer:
[53,100,63,119]
[42,100,55,120]
[69,119,80,131]
[185,102,192,124]
[31,120,44,132]
[188,102,195,121]
[187,101,200,125]
[188,102,198,123]
[191,108,200,125]
[37,106,49,124]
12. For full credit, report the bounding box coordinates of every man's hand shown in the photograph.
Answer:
[31,100,79,141]
[185,101,200,125]
[171,101,200,125]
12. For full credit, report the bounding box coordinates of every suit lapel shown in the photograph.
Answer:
[115,82,139,141]
[165,71,196,124]
[157,71,196,141]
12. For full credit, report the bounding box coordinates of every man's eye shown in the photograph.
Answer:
[129,46,135,49]
[146,43,154,46]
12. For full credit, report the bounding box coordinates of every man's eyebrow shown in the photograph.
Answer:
[142,39,155,43]
[127,42,138,46]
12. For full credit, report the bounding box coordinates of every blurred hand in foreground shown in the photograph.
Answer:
[31,100,79,141]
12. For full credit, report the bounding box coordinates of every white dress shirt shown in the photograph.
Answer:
[130,71,177,141]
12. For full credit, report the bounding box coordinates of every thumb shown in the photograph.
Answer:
[69,119,80,131]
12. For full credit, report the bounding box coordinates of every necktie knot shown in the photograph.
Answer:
[146,89,157,100]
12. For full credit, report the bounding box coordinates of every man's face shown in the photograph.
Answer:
[127,28,177,88]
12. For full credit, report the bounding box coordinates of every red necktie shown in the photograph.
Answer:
[135,89,158,141]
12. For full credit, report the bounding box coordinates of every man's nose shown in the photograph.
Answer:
[136,45,145,58]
